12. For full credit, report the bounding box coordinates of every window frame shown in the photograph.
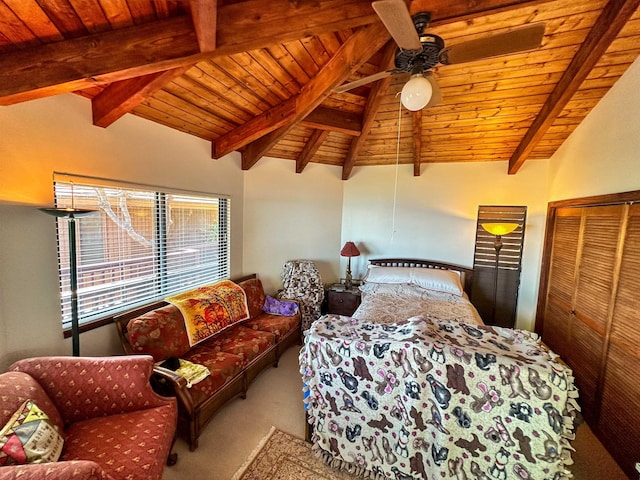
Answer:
[51,174,231,337]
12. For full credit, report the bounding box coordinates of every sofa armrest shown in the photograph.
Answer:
[152,365,195,415]
[0,460,112,480]
[9,355,176,424]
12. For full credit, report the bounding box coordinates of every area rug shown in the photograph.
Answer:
[231,427,358,480]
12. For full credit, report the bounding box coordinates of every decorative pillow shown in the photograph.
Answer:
[263,296,299,316]
[411,268,464,296]
[0,399,64,466]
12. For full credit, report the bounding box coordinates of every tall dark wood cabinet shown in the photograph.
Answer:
[537,192,640,478]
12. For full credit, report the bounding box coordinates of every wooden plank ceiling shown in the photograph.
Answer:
[1,0,639,179]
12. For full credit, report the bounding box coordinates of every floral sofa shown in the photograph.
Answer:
[114,274,301,451]
[0,355,177,480]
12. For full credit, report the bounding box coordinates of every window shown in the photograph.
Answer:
[53,178,230,331]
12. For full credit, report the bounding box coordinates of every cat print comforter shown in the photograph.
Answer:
[299,314,580,480]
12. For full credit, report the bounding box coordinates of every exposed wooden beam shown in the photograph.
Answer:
[92,66,191,128]
[0,16,198,106]
[212,99,297,159]
[187,0,378,57]
[342,41,397,180]
[413,109,423,176]
[212,105,362,159]
[296,130,330,173]
[189,0,217,53]
[241,24,390,170]
[0,0,378,105]
[301,107,362,136]
[508,0,640,174]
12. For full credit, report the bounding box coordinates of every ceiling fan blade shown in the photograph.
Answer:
[372,0,422,51]
[425,73,442,108]
[333,70,396,93]
[440,22,546,65]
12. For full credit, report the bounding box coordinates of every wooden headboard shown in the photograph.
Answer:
[368,258,474,296]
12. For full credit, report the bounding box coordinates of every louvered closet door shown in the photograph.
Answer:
[539,194,640,478]
[570,205,626,422]
[597,204,640,473]
[542,208,581,357]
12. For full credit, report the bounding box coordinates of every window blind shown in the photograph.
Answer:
[53,181,230,330]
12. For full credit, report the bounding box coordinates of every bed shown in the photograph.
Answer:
[299,258,580,480]
[351,259,482,326]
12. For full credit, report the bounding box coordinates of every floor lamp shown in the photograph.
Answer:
[480,222,519,324]
[41,205,97,356]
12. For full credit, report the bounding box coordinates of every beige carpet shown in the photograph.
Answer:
[162,346,628,480]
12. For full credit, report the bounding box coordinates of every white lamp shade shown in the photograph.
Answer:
[401,74,433,111]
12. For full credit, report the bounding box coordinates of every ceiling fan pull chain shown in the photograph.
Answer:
[390,93,403,245]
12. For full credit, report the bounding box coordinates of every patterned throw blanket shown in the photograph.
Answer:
[166,280,249,346]
[300,314,580,480]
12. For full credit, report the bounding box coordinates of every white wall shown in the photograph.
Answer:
[242,157,344,294]
[342,160,550,331]
[549,56,640,200]
[0,94,245,369]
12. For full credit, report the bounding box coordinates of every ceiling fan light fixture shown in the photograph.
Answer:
[401,74,433,111]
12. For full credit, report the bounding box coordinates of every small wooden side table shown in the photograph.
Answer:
[326,287,361,316]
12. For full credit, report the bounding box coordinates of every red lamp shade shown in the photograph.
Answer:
[340,241,360,258]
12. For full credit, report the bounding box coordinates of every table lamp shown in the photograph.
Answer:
[340,241,360,290]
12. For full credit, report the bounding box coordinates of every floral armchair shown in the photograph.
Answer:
[0,355,177,480]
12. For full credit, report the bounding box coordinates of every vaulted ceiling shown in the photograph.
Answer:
[2,0,639,179]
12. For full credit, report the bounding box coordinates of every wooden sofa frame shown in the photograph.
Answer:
[113,274,301,450]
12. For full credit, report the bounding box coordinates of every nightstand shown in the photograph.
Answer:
[326,287,361,316]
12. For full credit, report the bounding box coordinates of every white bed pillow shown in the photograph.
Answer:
[363,265,464,297]
[362,266,412,284]
[410,267,464,297]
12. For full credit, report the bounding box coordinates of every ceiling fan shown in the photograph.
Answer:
[334,0,546,111]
